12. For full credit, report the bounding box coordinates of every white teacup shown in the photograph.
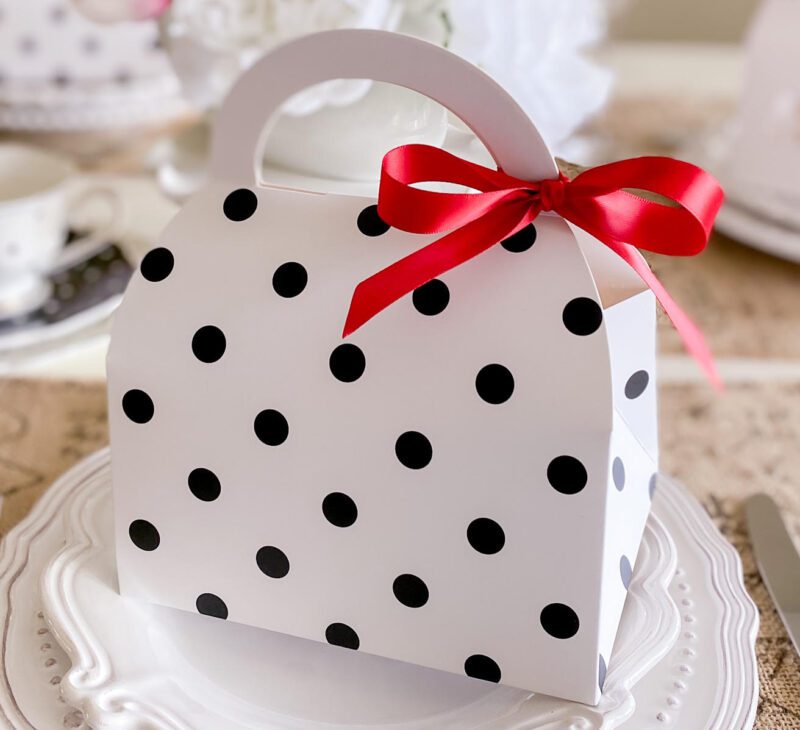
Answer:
[0,144,121,319]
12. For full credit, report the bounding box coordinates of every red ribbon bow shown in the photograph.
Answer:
[343,144,724,388]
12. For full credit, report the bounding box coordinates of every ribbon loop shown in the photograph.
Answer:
[343,144,724,389]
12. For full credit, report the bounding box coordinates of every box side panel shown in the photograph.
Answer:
[597,411,658,681]
[573,225,658,461]
[604,290,658,461]
[596,288,658,683]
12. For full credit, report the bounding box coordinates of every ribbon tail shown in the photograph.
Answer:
[607,241,723,391]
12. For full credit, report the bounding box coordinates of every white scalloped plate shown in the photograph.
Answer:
[0,449,757,728]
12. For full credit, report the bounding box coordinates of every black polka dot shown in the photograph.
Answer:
[562,297,603,336]
[598,654,607,692]
[196,593,228,619]
[140,247,173,282]
[412,279,449,316]
[475,364,514,404]
[613,457,625,491]
[272,262,307,298]
[329,344,365,383]
[256,546,290,578]
[392,574,429,608]
[322,492,357,527]
[188,468,221,502]
[501,223,537,253]
[122,389,154,424]
[254,409,288,446]
[649,472,658,500]
[326,622,360,650]
[547,456,588,495]
[129,519,159,551]
[395,431,432,469]
[83,36,100,54]
[625,370,650,399]
[467,518,505,555]
[540,602,580,639]
[620,555,633,590]
[223,188,258,221]
[18,36,36,54]
[357,205,390,236]
[50,5,67,23]
[191,325,226,363]
[464,654,501,683]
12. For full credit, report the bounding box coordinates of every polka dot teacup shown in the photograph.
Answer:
[0,143,119,317]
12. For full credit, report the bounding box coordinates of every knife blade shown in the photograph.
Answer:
[745,493,800,655]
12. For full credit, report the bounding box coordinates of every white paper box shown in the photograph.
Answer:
[108,30,657,706]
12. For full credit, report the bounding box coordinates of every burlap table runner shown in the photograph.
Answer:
[1,377,798,727]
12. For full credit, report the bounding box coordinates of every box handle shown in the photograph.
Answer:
[210,29,558,185]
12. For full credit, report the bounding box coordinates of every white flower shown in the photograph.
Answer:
[165,0,405,113]
[74,0,612,150]
[446,0,612,151]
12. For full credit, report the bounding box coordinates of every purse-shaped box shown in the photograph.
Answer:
[108,30,657,705]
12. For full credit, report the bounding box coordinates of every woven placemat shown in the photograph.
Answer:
[0,377,798,727]
[0,379,107,537]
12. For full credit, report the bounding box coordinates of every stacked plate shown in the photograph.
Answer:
[691,124,800,262]
[0,0,185,131]
[0,449,759,729]
[715,191,800,264]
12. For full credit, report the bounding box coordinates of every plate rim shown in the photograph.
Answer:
[653,474,759,730]
[0,449,110,729]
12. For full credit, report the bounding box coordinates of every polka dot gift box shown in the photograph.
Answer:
[107,31,722,706]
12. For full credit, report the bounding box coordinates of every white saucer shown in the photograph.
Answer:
[0,293,120,354]
[714,199,800,264]
[0,236,130,360]
[0,450,758,729]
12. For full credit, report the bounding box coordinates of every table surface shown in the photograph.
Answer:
[1,41,799,728]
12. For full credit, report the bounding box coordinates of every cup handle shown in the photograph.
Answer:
[54,185,124,272]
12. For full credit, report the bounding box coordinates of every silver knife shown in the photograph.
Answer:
[745,493,800,655]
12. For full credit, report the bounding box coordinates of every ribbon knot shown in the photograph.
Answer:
[536,173,569,212]
[343,144,724,388]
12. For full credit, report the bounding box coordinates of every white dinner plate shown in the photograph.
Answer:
[0,450,758,729]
